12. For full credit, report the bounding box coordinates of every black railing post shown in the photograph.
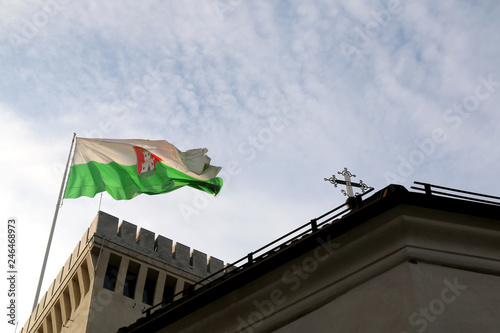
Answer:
[247,253,253,265]
[355,195,363,208]
[424,183,432,195]
[311,219,318,232]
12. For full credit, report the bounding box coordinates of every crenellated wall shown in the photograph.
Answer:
[20,211,226,333]
[89,211,225,277]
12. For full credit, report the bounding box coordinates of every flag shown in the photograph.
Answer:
[64,138,223,200]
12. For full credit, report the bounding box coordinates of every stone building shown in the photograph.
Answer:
[120,183,500,333]
[19,211,225,333]
[20,182,500,332]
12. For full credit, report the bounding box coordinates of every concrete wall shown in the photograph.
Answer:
[275,262,500,333]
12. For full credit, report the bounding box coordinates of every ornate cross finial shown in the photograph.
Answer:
[324,167,371,198]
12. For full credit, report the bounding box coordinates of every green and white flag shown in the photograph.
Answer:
[64,138,223,200]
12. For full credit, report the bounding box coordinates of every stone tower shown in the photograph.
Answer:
[19,211,225,333]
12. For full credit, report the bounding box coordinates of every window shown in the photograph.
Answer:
[103,253,122,291]
[183,281,194,296]
[162,275,178,306]
[62,286,72,324]
[71,276,81,309]
[54,302,63,332]
[81,260,91,294]
[123,261,140,299]
[142,268,159,305]
[45,314,53,333]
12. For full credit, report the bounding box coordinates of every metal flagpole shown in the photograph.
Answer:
[98,192,103,211]
[32,133,77,312]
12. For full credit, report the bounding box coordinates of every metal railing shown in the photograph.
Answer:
[144,187,375,316]
[411,181,500,206]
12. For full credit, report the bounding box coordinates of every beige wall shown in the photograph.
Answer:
[275,262,500,333]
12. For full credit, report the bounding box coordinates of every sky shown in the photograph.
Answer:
[1,0,500,331]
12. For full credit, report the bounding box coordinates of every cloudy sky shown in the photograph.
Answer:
[1,0,500,330]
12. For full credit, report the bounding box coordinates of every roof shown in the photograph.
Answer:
[118,182,500,332]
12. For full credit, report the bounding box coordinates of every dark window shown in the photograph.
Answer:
[72,276,81,308]
[54,302,63,332]
[123,261,140,299]
[81,260,91,294]
[45,314,53,333]
[142,268,159,305]
[162,275,178,306]
[183,281,194,296]
[63,287,72,321]
[103,253,122,291]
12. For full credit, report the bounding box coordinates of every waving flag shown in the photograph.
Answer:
[64,138,223,200]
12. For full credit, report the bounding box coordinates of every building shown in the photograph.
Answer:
[21,182,500,332]
[120,183,500,333]
[19,212,225,333]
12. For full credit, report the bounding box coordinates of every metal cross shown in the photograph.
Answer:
[324,167,371,198]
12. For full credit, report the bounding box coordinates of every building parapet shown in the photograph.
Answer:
[90,211,224,277]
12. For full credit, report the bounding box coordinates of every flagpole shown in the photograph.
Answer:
[32,133,77,312]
